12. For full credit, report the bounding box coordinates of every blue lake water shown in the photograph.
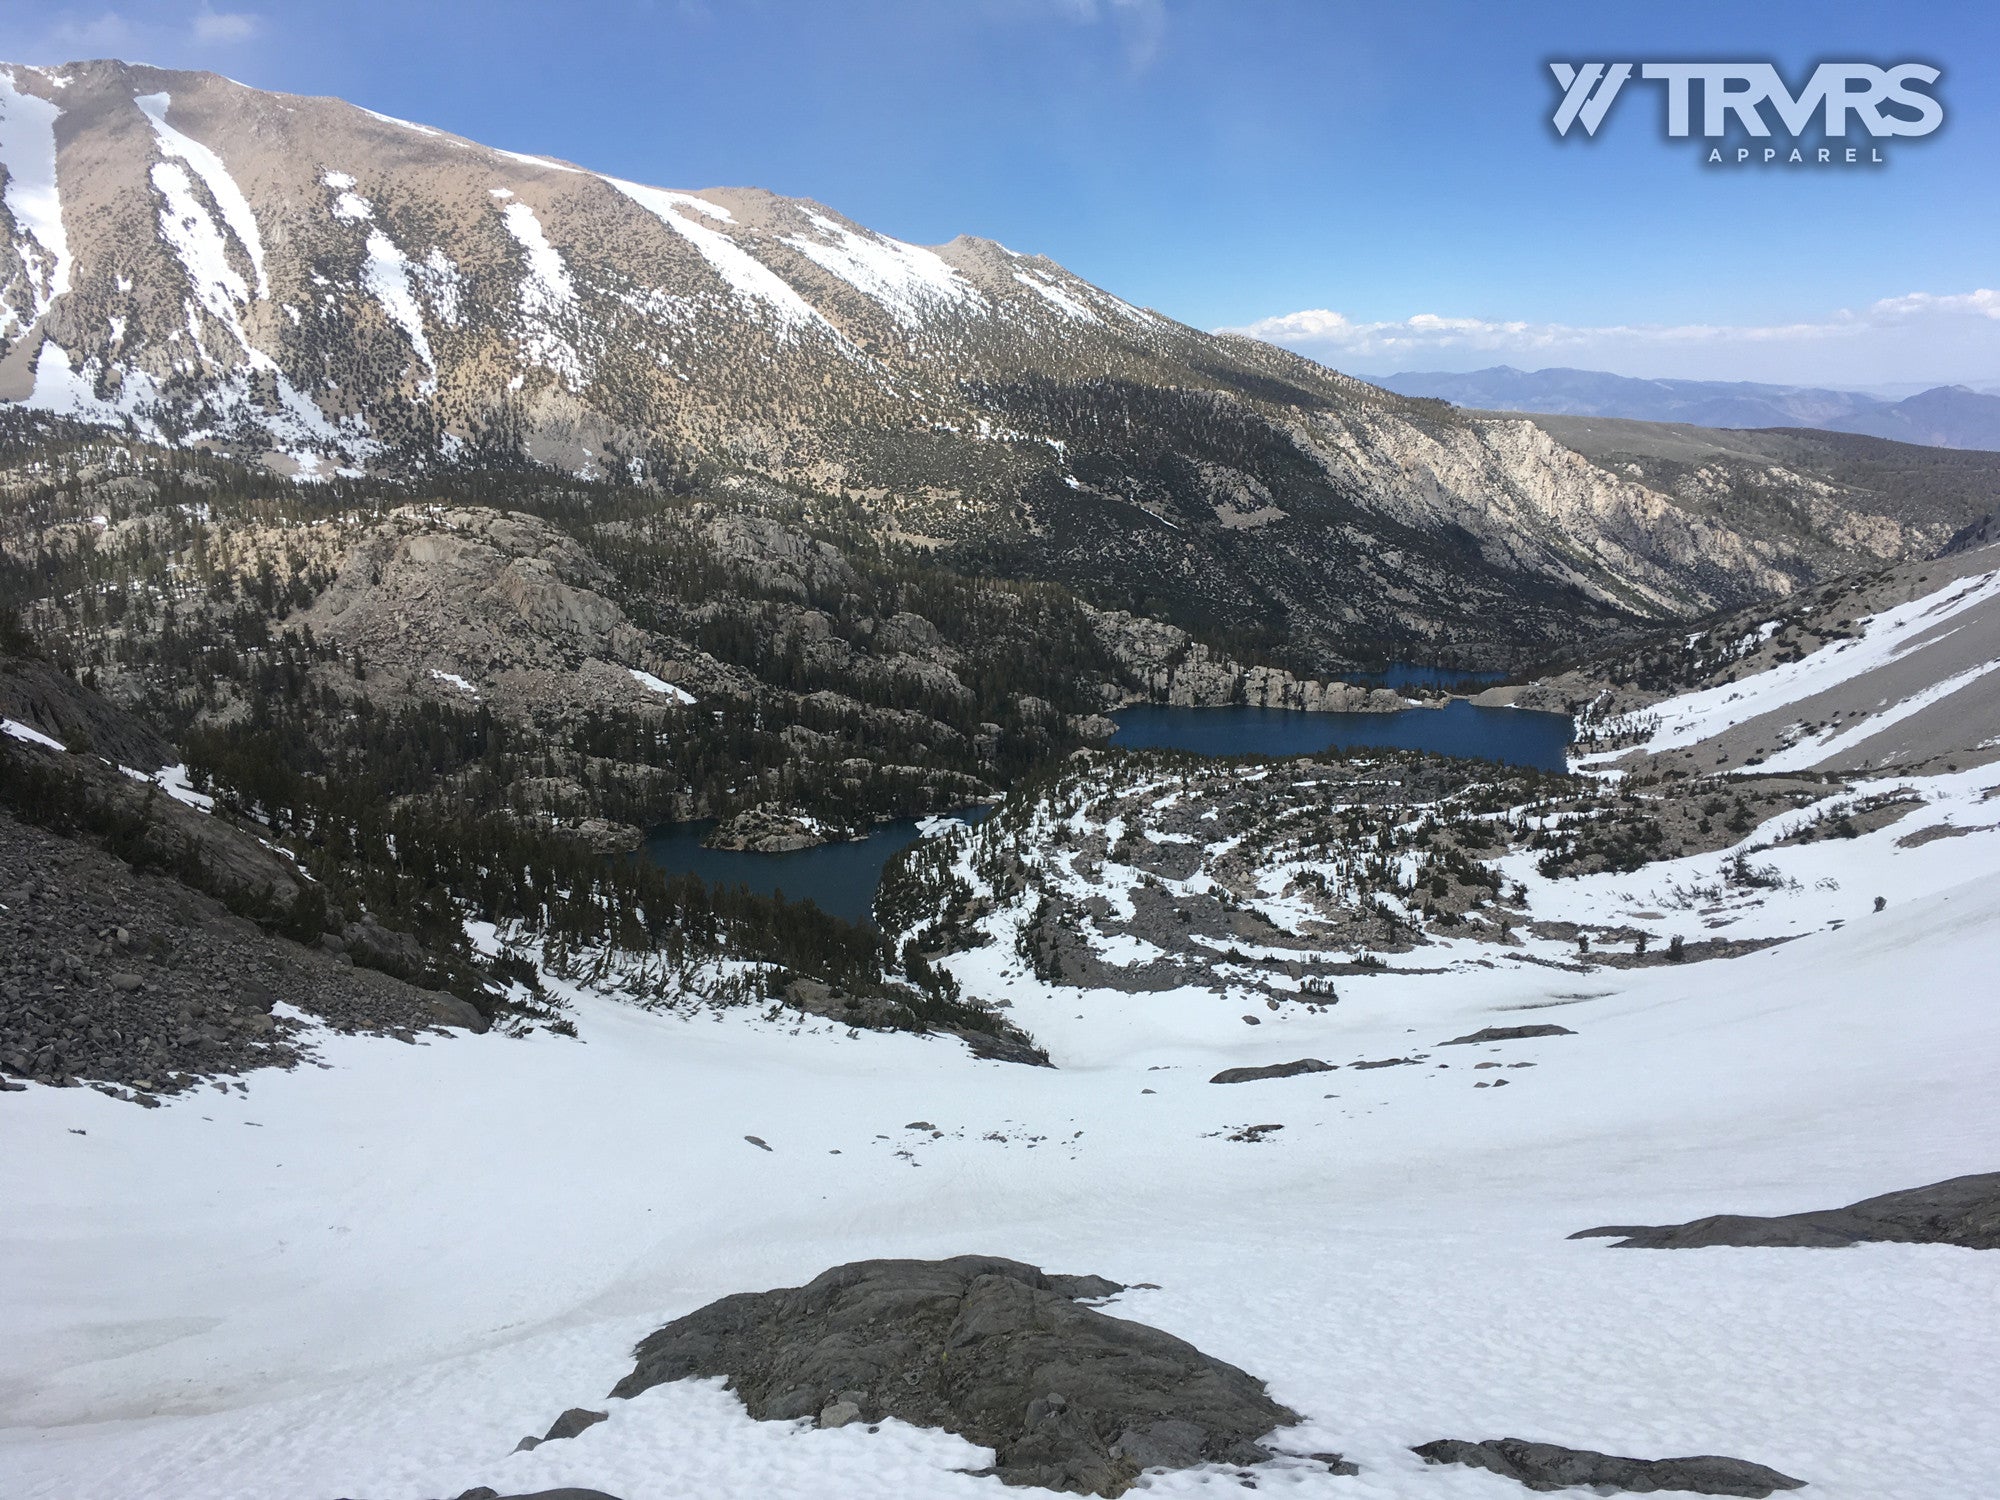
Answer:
[642,813,981,926]
[643,698,1569,924]
[1109,701,1573,771]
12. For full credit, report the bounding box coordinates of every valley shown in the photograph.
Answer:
[1,42,1997,1500]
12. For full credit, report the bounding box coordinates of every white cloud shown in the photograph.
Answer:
[8,6,263,59]
[1866,288,2000,322]
[192,8,260,43]
[1221,289,2000,385]
[42,11,138,51]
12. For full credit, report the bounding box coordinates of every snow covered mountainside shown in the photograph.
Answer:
[5,61,1999,665]
[1496,540,2000,779]
[3,553,1997,1499]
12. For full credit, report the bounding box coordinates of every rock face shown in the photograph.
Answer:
[1082,608,1412,711]
[1571,1172,2000,1250]
[0,655,172,770]
[607,1256,1299,1495]
[1412,1438,1805,1496]
[1209,1059,1335,1085]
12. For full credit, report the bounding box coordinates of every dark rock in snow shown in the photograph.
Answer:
[957,1027,1056,1067]
[542,1407,609,1442]
[1225,1123,1285,1142]
[511,1405,609,1455]
[1440,1024,1576,1045]
[1209,1058,1335,1085]
[450,1489,627,1500]
[1301,1450,1360,1475]
[608,1255,1298,1494]
[1412,1437,1804,1496]
[1349,1056,1419,1070]
[1572,1171,2000,1250]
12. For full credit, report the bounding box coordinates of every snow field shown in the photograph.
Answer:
[3,831,1997,1497]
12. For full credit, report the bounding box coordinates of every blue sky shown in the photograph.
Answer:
[6,0,1997,384]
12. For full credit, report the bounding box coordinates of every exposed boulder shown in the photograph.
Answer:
[514,1406,608,1452]
[1572,1172,2000,1250]
[1412,1437,1804,1496]
[1210,1059,1335,1085]
[1441,1024,1576,1045]
[606,1256,1299,1495]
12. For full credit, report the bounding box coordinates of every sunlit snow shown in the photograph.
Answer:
[135,92,268,298]
[0,66,72,329]
[602,176,831,339]
[783,210,985,330]
[629,667,696,704]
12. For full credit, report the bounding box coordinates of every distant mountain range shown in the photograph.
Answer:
[1362,367,2000,452]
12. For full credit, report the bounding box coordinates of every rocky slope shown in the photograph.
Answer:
[7,60,1996,665]
[1488,540,2000,777]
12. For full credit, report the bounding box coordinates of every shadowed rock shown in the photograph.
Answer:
[512,1406,607,1453]
[1412,1438,1805,1496]
[1210,1059,1335,1085]
[1440,1024,1576,1045]
[607,1255,1298,1495]
[1571,1172,2000,1250]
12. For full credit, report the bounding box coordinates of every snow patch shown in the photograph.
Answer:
[2,716,64,752]
[489,146,582,174]
[135,92,267,299]
[498,200,588,391]
[1014,270,1099,323]
[0,66,72,331]
[629,667,695,705]
[429,669,479,696]
[358,106,443,138]
[602,176,831,339]
[118,761,217,812]
[23,341,169,442]
[322,174,437,389]
[782,210,985,330]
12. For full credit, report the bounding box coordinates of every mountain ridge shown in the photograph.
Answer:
[4,58,1999,669]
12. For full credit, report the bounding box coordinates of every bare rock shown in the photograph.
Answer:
[1210,1058,1335,1085]
[542,1407,609,1442]
[1413,1437,1805,1496]
[1440,1024,1576,1045]
[606,1256,1298,1495]
[1572,1171,2000,1250]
